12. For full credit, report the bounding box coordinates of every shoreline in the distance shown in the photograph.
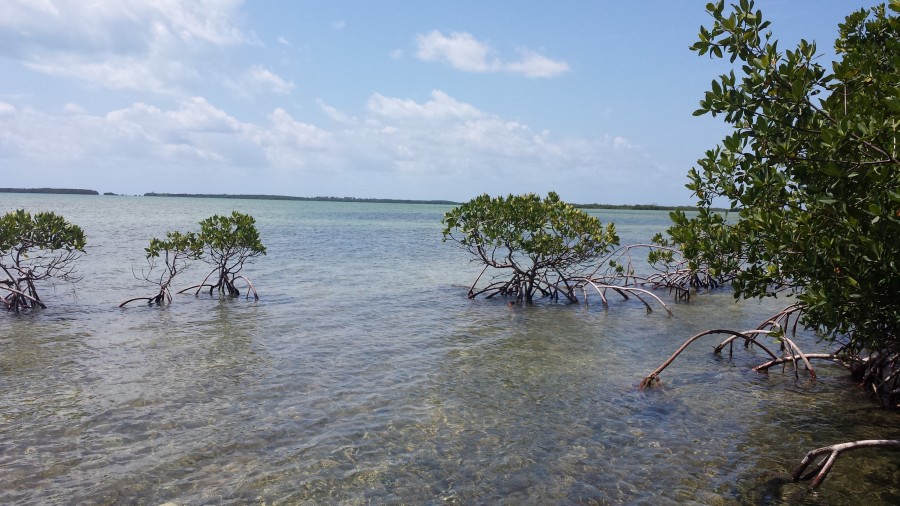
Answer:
[1,188,721,211]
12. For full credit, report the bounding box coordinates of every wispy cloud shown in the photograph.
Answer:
[415,30,569,78]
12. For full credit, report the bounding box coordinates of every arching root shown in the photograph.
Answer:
[639,329,779,389]
[640,305,831,389]
[233,275,259,301]
[580,278,673,315]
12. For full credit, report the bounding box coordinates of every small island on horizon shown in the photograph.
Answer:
[0,187,715,211]
[1,187,99,196]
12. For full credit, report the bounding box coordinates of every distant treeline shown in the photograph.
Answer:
[142,193,721,210]
[0,188,716,211]
[144,193,459,205]
[0,188,99,195]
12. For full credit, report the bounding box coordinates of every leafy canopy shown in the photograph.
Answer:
[668,0,900,351]
[198,211,266,274]
[442,192,618,302]
[0,209,86,256]
[145,230,202,262]
[0,209,86,311]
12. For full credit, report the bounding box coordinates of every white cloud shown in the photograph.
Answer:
[255,109,333,168]
[0,0,251,93]
[415,30,569,78]
[26,56,176,93]
[367,90,484,121]
[164,96,244,132]
[504,48,571,78]
[317,99,356,125]
[62,103,85,114]
[226,65,295,96]
[416,30,498,73]
[0,91,672,203]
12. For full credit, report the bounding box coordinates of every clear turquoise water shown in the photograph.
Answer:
[0,194,897,505]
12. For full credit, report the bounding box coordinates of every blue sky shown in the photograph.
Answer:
[0,1,883,204]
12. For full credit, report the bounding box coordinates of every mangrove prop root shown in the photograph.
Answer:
[714,304,803,355]
[118,293,168,308]
[779,334,817,379]
[639,329,779,390]
[714,329,774,356]
[234,275,259,301]
[119,297,153,308]
[120,287,172,308]
[177,274,260,301]
[580,279,673,315]
[1,284,47,311]
[792,440,900,489]
[753,353,844,373]
[858,351,900,407]
[177,267,218,295]
[468,264,489,298]
[179,283,215,294]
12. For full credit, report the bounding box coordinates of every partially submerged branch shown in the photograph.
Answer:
[792,440,900,489]
[639,303,844,389]
[121,231,200,308]
[639,329,779,389]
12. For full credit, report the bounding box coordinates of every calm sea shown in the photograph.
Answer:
[0,194,897,505]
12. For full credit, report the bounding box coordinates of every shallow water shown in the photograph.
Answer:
[0,194,897,505]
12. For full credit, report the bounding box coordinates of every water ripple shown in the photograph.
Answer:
[0,196,897,504]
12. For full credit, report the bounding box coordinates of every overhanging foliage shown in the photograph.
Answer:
[665,0,900,352]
